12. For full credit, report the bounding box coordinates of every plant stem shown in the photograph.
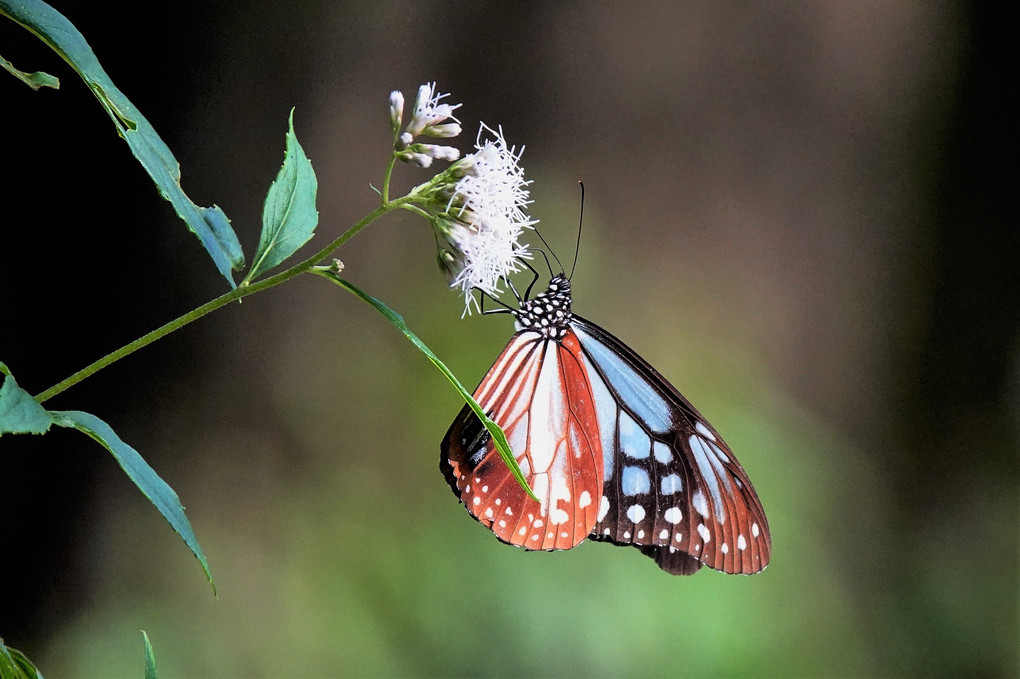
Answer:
[380,154,397,204]
[34,197,409,404]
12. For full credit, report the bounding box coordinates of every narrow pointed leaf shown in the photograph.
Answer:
[316,271,538,501]
[0,0,244,286]
[141,631,158,679]
[0,363,54,435]
[50,410,214,591]
[245,110,318,283]
[1,52,59,89]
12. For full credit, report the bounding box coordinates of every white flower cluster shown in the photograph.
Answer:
[390,83,462,168]
[387,83,535,313]
[441,124,536,312]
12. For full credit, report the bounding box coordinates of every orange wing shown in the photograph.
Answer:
[441,329,604,550]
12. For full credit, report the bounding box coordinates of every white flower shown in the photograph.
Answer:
[406,82,461,137]
[391,82,462,164]
[441,123,536,313]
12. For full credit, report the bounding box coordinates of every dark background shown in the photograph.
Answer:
[2,2,1017,677]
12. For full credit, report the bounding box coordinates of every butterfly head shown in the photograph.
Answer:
[513,274,573,339]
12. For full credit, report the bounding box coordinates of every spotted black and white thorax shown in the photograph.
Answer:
[513,275,573,340]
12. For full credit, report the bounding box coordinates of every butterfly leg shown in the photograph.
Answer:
[520,258,542,301]
[479,290,515,315]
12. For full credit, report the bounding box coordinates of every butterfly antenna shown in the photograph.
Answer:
[532,225,564,276]
[531,249,555,279]
[569,181,584,280]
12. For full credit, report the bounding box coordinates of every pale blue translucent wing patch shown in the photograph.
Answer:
[571,315,770,575]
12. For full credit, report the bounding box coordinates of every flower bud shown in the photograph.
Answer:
[389,90,404,134]
[413,143,461,162]
[422,123,462,138]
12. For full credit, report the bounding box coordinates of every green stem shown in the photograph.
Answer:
[380,154,397,204]
[34,197,410,404]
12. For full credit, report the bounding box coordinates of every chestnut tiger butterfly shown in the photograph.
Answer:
[441,268,771,575]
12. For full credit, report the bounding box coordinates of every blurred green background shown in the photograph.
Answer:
[2,2,1017,677]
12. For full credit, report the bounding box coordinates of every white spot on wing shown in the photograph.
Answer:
[752,522,760,537]
[659,529,668,540]
[698,523,711,542]
[597,495,610,522]
[579,491,592,508]
[664,507,682,524]
[626,504,646,524]
[738,534,747,550]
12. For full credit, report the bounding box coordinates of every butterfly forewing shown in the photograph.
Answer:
[571,316,771,575]
[441,329,604,551]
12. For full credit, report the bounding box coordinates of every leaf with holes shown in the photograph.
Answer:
[0,52,59,90]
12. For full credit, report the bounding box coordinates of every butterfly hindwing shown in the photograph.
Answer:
[441,329,604,551]
[571,315,771,575]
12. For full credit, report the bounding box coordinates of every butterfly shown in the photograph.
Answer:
[441,273,770,575]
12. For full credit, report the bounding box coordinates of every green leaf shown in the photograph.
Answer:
[0,52,59,90]
[0,637,44,679]
[141,631,157,679]
[0,363,54,435]
[49,410,215,592]
[0,0,244,287]
[245,110,318,283]
[315,271,538,502]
